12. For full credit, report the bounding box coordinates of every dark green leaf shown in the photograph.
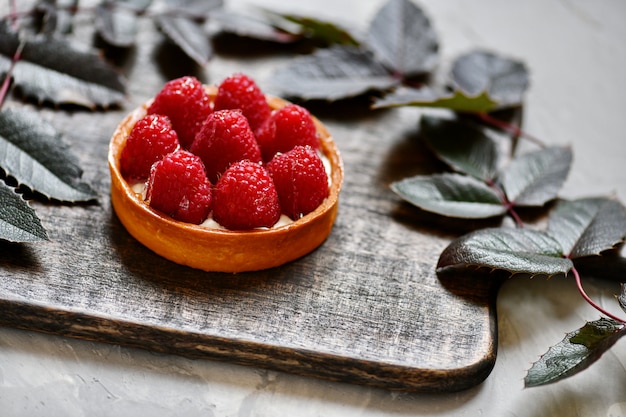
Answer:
[391,173,506,219]
[0,108,97,202]
[619,284,626,314]
[451,50,529,109]
[270,46,398,101]
[366,0,438,77]
[437,227,573,275]
[96,4,138,47]
[210,10,298,43]
[0,21,126,108]
[266,12,360,46]
[155,14,212,65]
[0,181,48,242]
[95,0,153,47]
[547,197,626,258]
[499,146,572,207]
[525,318,626,387]
[372,86,500,113]
[420,115,499,181]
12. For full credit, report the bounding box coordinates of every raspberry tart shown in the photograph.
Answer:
[109,75,343,273]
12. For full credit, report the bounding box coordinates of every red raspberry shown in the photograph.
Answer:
[120,114,180,182]
[146,150,212,224]
[256,104,320,162]
[189,109,262,183]
[212,160,281,230]
[266,145,329,220]
[147,76,212,149]
[214,73,271,133]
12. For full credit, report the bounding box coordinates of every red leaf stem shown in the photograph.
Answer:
[478,112,545,148]
[572,267,626,324]
[507,204,524,228]
[486,179,524,227]
[0,38,24,110]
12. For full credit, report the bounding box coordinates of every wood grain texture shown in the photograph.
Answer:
[0,14,502,393]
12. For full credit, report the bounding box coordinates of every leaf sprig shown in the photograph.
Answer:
[416,132,626,386]
[391,116,573,222]
[376,18,625,391]
[388,68,626,388]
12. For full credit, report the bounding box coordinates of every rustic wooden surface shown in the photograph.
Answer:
[0,1,506,393]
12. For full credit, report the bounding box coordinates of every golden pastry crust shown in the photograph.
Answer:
[108,86,343,273]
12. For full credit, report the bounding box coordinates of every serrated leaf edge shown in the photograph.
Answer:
[524,318,626,387]
[0,108,98,202]
[0,181,49,242]
[436,227,574,276]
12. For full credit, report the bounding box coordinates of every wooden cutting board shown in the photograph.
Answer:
[0,31,501,393]
[0,101,501,393]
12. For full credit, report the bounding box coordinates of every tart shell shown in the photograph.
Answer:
[109,86,343,273]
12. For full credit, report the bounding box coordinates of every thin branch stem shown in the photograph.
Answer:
[507,205,524,228]
[572,267,626,324]
[478,112,546,148]
[486,179,524,227]
[9,0,17,28]
[0,39,24,110]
